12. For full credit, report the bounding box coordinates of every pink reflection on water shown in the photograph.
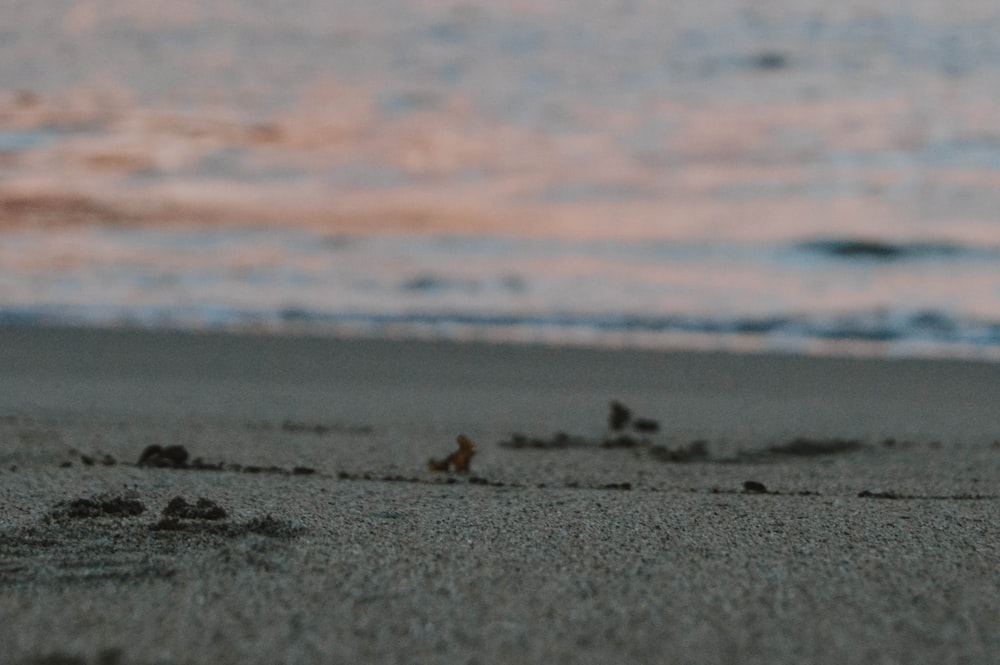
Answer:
[3,83,1000,250]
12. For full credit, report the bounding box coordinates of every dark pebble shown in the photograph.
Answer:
[743,480,768,493]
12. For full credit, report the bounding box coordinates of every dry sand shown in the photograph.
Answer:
[0,326,998,664]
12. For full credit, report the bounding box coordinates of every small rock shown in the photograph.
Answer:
[743,480,768,494]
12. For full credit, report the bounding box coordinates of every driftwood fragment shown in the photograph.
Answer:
[429,435,476,473]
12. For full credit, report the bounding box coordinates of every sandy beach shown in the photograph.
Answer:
[0,326,998,664]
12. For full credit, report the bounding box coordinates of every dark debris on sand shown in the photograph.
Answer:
[650,440,710,462]
[242,515,306,539]
[500,432,588,449]
[77,453,117,467]
[137,444,190,468]
[557,399,665,446]
[47,492,145,521]
[150,514,304,539]
[602,434,649,448]
[608,401,632,431]
[858,489,901,499]
[41,491,306,541]
[767,438,864,456]
[607,400,660,434]
[632,418,660,433]
[163,497,227,521]
[151,496,228,532]
[21,647,124,665]
[133,444,316,477]
[3,494,306,592]
[145,496,304,539]
[246,419,374,435]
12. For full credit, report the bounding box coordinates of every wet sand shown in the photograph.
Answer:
[1,326,998,664]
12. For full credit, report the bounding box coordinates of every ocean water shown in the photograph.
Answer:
[1,1,1000,359]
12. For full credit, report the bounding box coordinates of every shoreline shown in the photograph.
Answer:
[6,315,1000,366]
[1,325,998,664]
[4,324,1000,442]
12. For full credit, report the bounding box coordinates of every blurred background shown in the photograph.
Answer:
[2,0,1000,358]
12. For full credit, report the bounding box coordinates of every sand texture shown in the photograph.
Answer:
[0,327,998,664]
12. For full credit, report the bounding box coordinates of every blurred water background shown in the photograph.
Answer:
[2,0,1000,358]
